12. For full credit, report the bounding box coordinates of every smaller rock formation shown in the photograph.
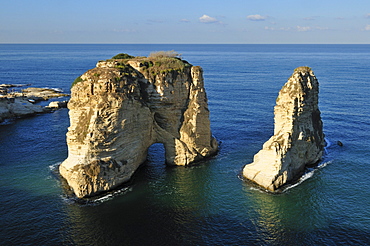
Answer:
[0,84,69,123]
[0,98,44,122]
[46,100,68,110]
[17,87,69,101]
[243,67,325,191]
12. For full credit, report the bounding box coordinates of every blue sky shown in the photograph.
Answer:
[1,0,370,43]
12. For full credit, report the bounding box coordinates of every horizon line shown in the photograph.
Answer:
[1,43,369,45]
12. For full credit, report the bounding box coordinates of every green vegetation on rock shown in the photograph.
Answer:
[110,51,192,78]
[71,76,84,88]
[145,57,190,75]
[114,63,138,76]
[112,53,135,59]
[140,51,191,76]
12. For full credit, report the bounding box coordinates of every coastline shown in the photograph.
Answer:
[0,84,69,123]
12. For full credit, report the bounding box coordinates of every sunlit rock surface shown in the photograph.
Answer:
[243,67,325,191]
[60,54,218,198]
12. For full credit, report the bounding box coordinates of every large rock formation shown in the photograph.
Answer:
[243,67,325,191]
[60,54,218,198]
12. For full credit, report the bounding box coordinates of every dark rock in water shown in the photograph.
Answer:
[337,141,343,147]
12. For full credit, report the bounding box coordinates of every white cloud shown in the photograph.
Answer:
[264,26,328,32]
[180,19,190,23]
[297,26,329,31]
[365,25,370,31]
[296,26,312,32]
[264,26,291,31]
[113,28,136,33]
[247,15,267,21]
[366,13,370,18]
[315,26,329,30]
[146,19,165,24]
[199,15,218,23]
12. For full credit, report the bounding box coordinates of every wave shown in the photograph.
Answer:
[60,186,133,206]
[92,187,132,204]
[282,160,332,192]
[49,161,133,206]
[0,118,15,125]
[280,137,333,191]
[325,137,331,148]
[43,87,64,92]
[49,162,61,172]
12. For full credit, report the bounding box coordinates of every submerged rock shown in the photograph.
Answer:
[60,54,218,198]
[243,67,325,191]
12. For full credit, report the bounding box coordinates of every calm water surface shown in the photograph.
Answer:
[0,44,369,245]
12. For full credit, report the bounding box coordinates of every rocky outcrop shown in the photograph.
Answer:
[46,100,68,109]
[14,87,69,101]
[0,98,44,122]
[243,67,325,191]
[0,84,69,123]
[60,54,218,198]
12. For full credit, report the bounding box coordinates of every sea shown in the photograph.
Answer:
[0,44,369,245]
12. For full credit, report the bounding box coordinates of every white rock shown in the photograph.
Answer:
[243,67,325,191]
[60,57,218,198]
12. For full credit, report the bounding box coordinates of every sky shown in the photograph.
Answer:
[1,0,370,44]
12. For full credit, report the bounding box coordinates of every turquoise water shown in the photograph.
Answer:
[0,44,369,245]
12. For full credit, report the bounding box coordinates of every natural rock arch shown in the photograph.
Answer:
[60,55,218,198]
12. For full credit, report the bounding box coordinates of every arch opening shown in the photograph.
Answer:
[146,143,166,167]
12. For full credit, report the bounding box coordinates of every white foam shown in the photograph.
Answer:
[282,160,331,192]
[62,186,133,206]
[318,160,332,169]
[284,171,314,191]
[48,162,61,171]
[325,137,331,148]
[89,187,132,205]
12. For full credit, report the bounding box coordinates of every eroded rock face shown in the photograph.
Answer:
[60,55,218,198]
[243,67,325,191]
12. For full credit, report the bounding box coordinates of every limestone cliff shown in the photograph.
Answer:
[60,54,218,198]
[243,67,325,191]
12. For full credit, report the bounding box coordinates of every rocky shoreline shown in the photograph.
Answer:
[0,84,69,123]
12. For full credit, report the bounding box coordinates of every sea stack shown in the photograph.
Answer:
[59,53,218,198]
[243,67,325,191]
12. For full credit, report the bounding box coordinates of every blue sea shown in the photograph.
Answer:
[0,44,369,245]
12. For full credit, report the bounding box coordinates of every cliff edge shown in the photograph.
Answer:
[60,53,218,198]
[243,67,325,191]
